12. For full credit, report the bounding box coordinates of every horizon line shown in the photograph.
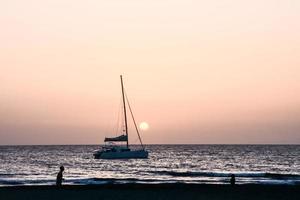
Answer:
[0,143,299,146]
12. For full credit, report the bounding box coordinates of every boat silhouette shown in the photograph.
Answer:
[93,75,148,159]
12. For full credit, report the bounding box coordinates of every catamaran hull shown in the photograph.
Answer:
[94,150,148,159]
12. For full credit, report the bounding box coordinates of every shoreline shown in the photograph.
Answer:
[1,184,299,200]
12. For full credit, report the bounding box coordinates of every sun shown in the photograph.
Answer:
[139,122,149,130]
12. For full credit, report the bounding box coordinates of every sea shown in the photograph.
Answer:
[0,145,299,186]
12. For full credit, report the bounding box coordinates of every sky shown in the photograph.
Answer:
[0,0,300,145]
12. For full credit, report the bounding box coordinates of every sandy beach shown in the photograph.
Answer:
[0,184,299,200]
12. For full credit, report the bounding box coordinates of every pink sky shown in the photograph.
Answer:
[0,0,300,144]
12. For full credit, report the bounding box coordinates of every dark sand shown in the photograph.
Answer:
[0,184,299,200]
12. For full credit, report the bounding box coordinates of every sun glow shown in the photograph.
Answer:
[139,122,149,131]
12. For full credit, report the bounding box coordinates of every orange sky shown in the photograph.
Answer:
[0,0,300,144]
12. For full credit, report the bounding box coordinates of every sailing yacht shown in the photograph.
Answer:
[93,75,149,159]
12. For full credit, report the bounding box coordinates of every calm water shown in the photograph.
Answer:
[0,145,299,186]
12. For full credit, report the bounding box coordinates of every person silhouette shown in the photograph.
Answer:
[230,174,235,186]
[56,165,64,187]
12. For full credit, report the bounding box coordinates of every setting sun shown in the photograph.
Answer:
[139,122,149,131]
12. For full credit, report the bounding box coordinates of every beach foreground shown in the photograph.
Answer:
[0,184,299,200]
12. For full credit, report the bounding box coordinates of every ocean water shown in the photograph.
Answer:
[0,145,299,186]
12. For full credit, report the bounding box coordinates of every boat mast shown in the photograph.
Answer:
[120,75,129,148]
[125,94,145,150]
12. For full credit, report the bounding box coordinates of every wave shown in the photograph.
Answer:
[70,177,162,185]
[1,176,300,186]
[0,173,14,177]
[0,173,41,177]
[0,179,24,185]
[1,172,300,187]
[0,179,55,185]
[149,170,300,179]
[0,177,177,186]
